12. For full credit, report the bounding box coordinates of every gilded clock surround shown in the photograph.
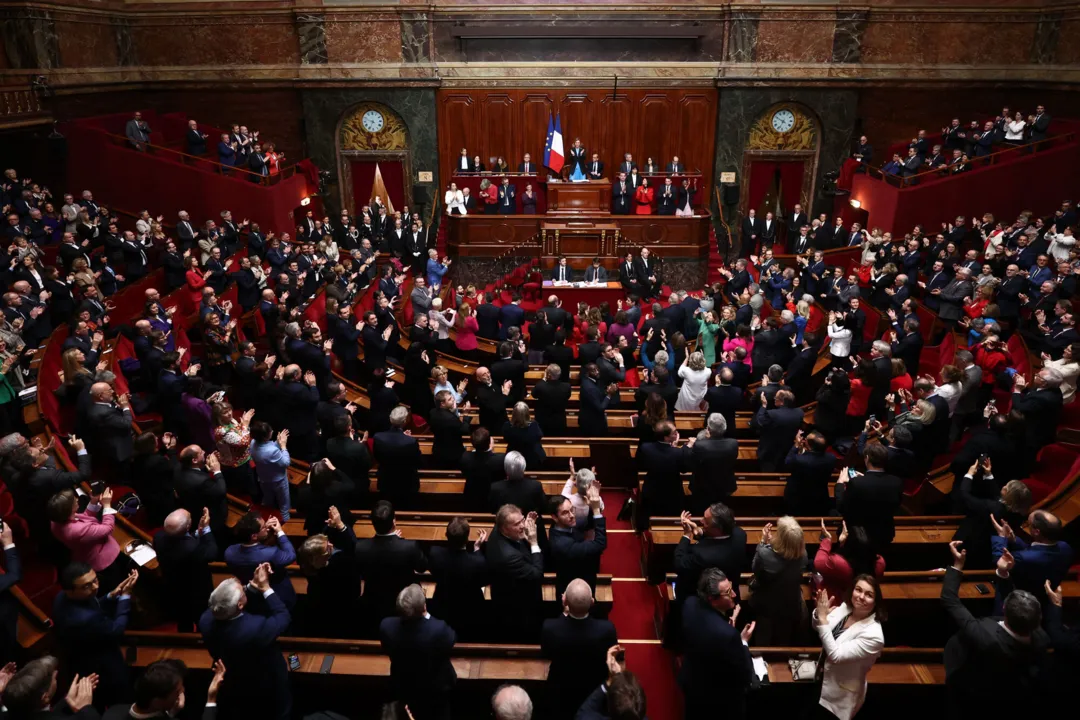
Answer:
[739,103,823,222]
[336,102,412,217]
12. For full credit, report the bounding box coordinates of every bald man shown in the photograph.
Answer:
[85,381,134,478]
[540,579,618,719]
[277,363,320,461]
[153,507,218,632]
[132,319,153,360]
[492,685,534,720]
[474,366,514,433]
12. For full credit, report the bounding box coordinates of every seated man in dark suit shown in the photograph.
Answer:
[53,562,138,707]
[372,406,422,510]
[379,583,457,720]
[428,517,488,642]
[836,442,903,553]
[200,565,291,720]
[688,413,739,513]
[485,503,544,640]
[549,493,607,597]
[153,507,218,633]
[355,501,428,630]
[540,579,618,720]
[942,540,1047,716]
[753,388,804,472]
[551,256,574,283]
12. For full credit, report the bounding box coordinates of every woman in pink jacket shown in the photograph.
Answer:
[49,487,125,589]
[721,325,755,367]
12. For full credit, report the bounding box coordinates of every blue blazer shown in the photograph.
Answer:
[498,303,525,339]
[991,535,1074,602]
[426,258,449,289]
[225,535,298,608]
[53,592,131,697]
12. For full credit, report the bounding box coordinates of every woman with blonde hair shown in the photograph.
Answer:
[675,351,711,411]
[501,401,546,468]
[71,257,99,295]
[749,516,809,645]
[431,365,468,405]
[54,347,98,405]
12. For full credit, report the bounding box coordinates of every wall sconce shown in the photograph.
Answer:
[849,199,861,209]
[300,197,312,207]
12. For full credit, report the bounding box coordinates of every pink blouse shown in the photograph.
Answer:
[52,509,121,572]
[722,336,754,364]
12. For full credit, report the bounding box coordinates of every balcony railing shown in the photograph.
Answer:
[0,86,50,128]
[863,131,1077,189]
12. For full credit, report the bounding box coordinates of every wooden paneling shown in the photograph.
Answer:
[437,88,717,195]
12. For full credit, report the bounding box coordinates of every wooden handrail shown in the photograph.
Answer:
[91,129,297,186]
[863,130,1077,189]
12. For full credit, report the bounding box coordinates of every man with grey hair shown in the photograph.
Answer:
[492,684,534,720]
[489,452,547,545]
[689,413,739,512]
[938,266,974,328]
[153,506,217,632]
[869,339,894,417]
[1012,366,1065,458]
[486,503,544,639]
[373,405,422,510]
[379,584,457,720]
[200,563,291,719]
[951,349,983,439]
[540,578,617,718]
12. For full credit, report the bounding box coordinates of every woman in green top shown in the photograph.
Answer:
[696,308,721,367]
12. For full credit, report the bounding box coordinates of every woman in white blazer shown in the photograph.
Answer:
[826,311,853,368]
[812,574,885,719]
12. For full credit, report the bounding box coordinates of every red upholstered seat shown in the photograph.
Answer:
[1025,443,1080,503]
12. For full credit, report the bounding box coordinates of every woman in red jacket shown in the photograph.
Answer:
[454,302,480,360]
[845,357,874,430]
[813,520,885,604]
[634,178,654,214]
[185,255,210,309]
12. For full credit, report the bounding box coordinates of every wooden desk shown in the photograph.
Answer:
[547,180,610,214]
[540,220,619,257]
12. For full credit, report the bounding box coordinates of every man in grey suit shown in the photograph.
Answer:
[410,276,434,322]
[125,111,152,151]
[951,349,983,440]
[942,540,1047,715]
[584,257,609,283]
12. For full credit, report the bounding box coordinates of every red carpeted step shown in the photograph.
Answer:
[623,643,683,720]
[600,531,644,578]
[600,489,633,530]
[608,579,658,639]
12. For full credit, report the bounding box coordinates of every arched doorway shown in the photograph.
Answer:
[739,103,821,251]
[336,102,411,216]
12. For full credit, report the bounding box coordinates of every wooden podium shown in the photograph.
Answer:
[540,219,620,258]
[547,180,611,214]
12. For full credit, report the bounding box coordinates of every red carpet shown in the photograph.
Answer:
[599,488,683,720]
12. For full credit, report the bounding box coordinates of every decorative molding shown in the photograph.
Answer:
[296,14,328,65]
[340,101,409,151]
[747,104,816,152]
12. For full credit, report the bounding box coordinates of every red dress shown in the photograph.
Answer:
[186,268,207,307]
[634,186,654,214]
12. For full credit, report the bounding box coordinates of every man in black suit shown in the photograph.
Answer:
[680,568,755,720]
[498,294,525,340]
[200,565,290,719]
[637,366,679,418]
[740,209,761,257]
[174,445,228,538]
[580,363,620,436]
[475,292,501,339]
[460,427,506,506]
[587,153,604,179]
[1011,367,1065,459]
[890,318,923,379]
[491,341,527,403]
[753,388,804,472]
[830,217,850,248]
[427,518,488,642]
[703,367,742,433]
[1030,104,1051,142]
[429,389,472,469]
[853,134,873,165]
[531,363,572,436]
[185,119,208,155]
[541,579,618,720]
[0,653,102,718]
[474,367,513,433]
[326,414,372,486]
[549,493,607,597]
[611,172,633,215]
[488,451,548,530]
[867,340,894,418]
[632,248,659,300]
[53,562,138,707]
[673,503,748,606]
[942,540,1047,715]
[784,332,819,404]
[86,382,134,478]
[372,406,422,510]
[276,365,320,462]
[355,501,427,628]
[517,153,536,174]
[497,177,517,214]
[7,438,91,549]
[153,507,218,633]
[837,443,903,552]
[689,413,739,513]
[783,430,836,517]
[638,421,694,527]
[485,502,545,639]
[379,583,457,720]
[656,177,677,215]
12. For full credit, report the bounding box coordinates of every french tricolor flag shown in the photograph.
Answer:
[544,112,565,174]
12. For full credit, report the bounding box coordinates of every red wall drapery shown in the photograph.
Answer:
[351,160,405,214]
[747,160,778,216]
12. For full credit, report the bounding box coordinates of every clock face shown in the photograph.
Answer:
[361,110,384,133]
[771,110,796,133]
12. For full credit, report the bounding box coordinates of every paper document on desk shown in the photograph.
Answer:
[128,543,158,567]
[752,656,769,681]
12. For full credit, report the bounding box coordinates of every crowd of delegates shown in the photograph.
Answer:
[860,103,1053,179]
[1,147,1079,720]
